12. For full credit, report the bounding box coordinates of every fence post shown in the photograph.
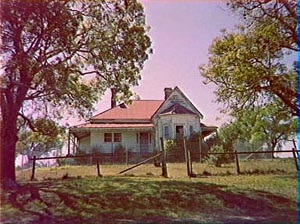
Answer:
[97,160,102,177]
[292,148,299,171]
[126,147,129,165]
[199,133,202,163]
[67,131,71,155]
[188,148,194,177]
[234,150,240,174]
[183,137,191,177]
[31,156,36,181]
[160,137,168,178]
[292,139,299,158]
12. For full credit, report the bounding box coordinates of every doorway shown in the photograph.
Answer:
[140,132,149,153]
[176,125,184,139]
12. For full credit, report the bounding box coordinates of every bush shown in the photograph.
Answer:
[165,140,177,151]
[205,145,232,167]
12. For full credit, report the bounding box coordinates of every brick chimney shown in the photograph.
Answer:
[164,87,172,100]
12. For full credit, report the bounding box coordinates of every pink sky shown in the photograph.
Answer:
[91,1,240,127]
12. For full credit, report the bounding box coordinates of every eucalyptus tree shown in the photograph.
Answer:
[200,0,298,116]
[0,0,151,189]
[232,103,297,157]
[208,103,296,159]
[228,0,297,52]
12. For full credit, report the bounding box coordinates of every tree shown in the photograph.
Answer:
[200,1,298,116]
[0,0,151,189]
[242,103,297,158]
[204,123,238,166]
[16,118,65,155]
[206,99,296,160]
[222,103,296,158]
[228,0,297,52]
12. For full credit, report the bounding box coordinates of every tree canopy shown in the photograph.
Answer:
[232,102,296,156]
[17,118,65,155]
[0,0,151,189]
[228,0,297,52]
[200,0,298,116]
[206,101,296,159]
[200,0,297,158]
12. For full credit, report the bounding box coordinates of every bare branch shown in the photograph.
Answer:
[18,112,37,132]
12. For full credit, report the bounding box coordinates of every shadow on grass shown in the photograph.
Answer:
[1,177,297,224]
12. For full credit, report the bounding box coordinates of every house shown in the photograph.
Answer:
[69,87,217,157]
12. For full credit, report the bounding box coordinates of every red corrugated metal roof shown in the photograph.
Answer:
[91,100,164,121]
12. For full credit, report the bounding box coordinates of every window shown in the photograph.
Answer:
[104,133,112,142]
[114,133,122,142]
[189,125,194,135]
[164,125,170,139]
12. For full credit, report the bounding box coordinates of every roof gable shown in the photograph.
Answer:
[160,103,196,115]
[91,100,163,122]
[154,86,203,118]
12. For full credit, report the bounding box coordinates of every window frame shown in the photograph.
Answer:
[104,133,112,142]
[175,125,184,139]
[113,133,122,142]
[189,125,194,135]
[163,125,170,140]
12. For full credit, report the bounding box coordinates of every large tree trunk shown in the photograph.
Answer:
[271,141,278,159]
[268,141,277,159]
[1,111,19,190]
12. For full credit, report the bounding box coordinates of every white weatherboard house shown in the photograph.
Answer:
[70,87,217,155]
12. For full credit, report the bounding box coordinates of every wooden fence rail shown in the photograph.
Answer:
[206,149,299,174]
[205,149,300,155]
[118,153,162,174]
[29,154,103,161]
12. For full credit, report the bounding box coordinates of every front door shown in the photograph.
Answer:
[140,132,149,153]
[176,125,184,139]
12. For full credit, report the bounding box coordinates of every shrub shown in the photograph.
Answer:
[205,145,232,167]
[165,140,177,151]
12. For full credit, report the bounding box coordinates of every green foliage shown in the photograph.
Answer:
[33,118,63,138]
[1,0,152,121]
[0,0,152,183]
[205,145,232,167]
[207,103,296,159]
[228,0,297,51]
[206,124,237,153]
[201,1,297,158]
[231,103,296,155]
[164,140,177,152]
[200,1,298,116]
[16,118,65,154]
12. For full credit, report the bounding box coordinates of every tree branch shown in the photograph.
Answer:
[18,112,37,132]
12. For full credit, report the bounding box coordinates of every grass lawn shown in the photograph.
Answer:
[1,159,298,223]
